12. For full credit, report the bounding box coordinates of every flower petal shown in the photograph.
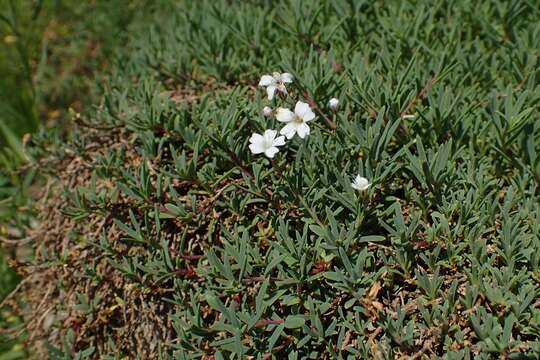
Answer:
[259,75,274,87]
[280,123,297,139]
[303,109,316,122]
[263,129,277,143]
[249,142,265,154]
[352,175,370,191]
[294,101,311,117]
[276,108,294,123]
[264,146,279,158]
[280,73,293,83]
[266,85,277,100]
[249,133,264,144]
[273,135,286,147]
[296,123,310,138]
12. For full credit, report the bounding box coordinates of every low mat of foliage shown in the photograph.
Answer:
[0,1,157,358]
[11,0,540,358]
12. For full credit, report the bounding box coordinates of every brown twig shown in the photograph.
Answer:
[262,340,291,359]
[400,73,439,118]
[0,235,35,246]
[253,319,284,328]
[0,276,31,310]
[241,276,281,285]
[303,91,337,130]
[301,34,343,73]
[28,284,54,341]
[225,148,254,179]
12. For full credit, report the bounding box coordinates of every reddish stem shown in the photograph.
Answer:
[254,319,284,328]
[303,92,337,130]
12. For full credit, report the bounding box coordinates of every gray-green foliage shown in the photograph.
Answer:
[0,2,165,358]
[34,0,540,358]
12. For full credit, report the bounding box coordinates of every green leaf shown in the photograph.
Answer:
[284,315,305,329]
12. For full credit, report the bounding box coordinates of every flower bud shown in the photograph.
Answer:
[263,106,273,117]
[328,98,339,110]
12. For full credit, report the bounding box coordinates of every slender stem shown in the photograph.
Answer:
[400,73,439,118]
[302,91,337,130]
[297,194,325,228]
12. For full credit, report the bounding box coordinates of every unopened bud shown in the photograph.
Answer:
[262,106,273,117]
[329,98,339,110]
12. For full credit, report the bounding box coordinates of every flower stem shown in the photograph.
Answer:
[302,91,337,130]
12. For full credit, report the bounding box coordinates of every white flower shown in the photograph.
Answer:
[258,72,293,100]
[402,114,415,120]
[262,106,273,117]
[276,101,316,139]
[249,129,286,158]
[351,175,370,191]
[329,97,339,110]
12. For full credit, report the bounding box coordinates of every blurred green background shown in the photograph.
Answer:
[0,0,151,356]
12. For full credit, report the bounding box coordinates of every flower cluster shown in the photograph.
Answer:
[249,72,316,159]
[249,71,370,192]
